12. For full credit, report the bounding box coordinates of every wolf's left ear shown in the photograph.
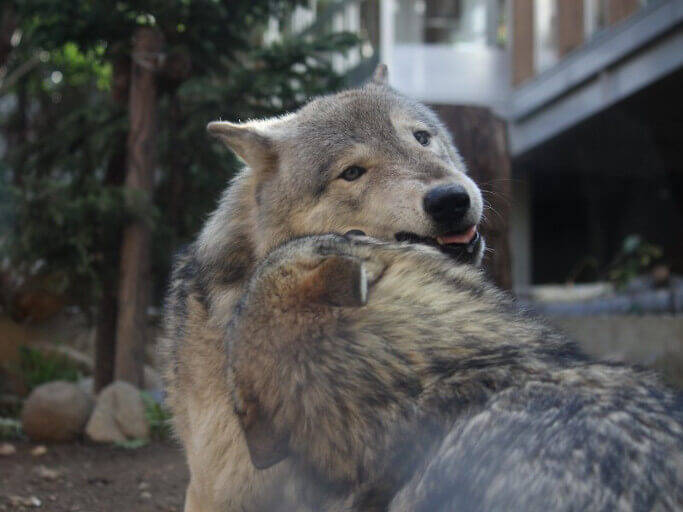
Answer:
[236,394,290,470]
[207,121,277,173]
[371,63,389,85]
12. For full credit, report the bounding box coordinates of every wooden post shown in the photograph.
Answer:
[94,141,126,392]
[114,27,163,387]
[431,105,513,290]
[606,0,639,26]
[512,0,534,85]
[94,279,118,392]
[93,49,129,393]
[557,0,584,56]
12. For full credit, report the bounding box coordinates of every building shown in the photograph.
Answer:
[282,0,683,290]
[507,0,682,290]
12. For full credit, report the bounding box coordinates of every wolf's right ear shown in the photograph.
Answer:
[207,121,276,173]
[371,63,389,85]
[301,256,369,308]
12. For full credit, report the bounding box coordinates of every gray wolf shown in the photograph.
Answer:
[160,66,486,511]
[229,233,683,511]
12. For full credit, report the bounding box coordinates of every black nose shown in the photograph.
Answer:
[423,184,471,225]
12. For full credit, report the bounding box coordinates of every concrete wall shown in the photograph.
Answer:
[510,170,532,290]
[550,315,683,388]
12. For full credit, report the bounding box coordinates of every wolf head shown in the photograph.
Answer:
[227,234,514,507]
[227,235,447,502]
[204,66,484,272]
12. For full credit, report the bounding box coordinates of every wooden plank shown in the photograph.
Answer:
[607,0,640,25]
[558,0,584,56]
[512,0,535,85]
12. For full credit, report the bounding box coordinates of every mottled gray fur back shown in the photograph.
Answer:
[228,234,683,511]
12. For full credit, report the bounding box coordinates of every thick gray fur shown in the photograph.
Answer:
[228,234,683,512]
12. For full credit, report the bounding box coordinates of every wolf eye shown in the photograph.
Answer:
[340,166,366,181]
[414,130,431,146]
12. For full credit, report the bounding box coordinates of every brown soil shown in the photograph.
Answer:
[0,441,188,511]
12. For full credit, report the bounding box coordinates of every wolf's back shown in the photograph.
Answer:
[228,234,683,511]
[394,370,683,512]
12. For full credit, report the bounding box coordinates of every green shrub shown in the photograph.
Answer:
[18,346,82,391]
[0,418,23,441]
[141,391,173,441]
[114,438,148,450]
[608,235,662,289]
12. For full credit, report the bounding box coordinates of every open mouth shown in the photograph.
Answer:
[394,226,481,261]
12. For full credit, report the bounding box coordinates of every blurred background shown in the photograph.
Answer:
[0,1,681,509]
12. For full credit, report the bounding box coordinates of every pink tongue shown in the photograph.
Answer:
[437,225,477,245]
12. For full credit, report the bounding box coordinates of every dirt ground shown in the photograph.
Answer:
[0,441,188,511]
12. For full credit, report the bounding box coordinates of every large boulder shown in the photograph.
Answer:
[78,366,161,397]
[76,376,94,396]
[85,381,149,443]
[21,381,93,442]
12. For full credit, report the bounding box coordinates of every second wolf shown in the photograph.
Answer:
[229,234,683,511]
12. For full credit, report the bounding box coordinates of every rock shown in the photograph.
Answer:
[78,366,159,396]
[21,382,93,442]
[76,377,94,396]
[85,381,149,443]
[8,495,42,508]
[34,465,60,480]
[31,445,47,456]
[0,442,16,455]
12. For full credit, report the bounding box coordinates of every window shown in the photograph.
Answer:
[394,0,500,47]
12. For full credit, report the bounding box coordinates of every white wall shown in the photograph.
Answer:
[380,0,510,113]
[389,43,510,113]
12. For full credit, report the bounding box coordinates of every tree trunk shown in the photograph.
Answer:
[114,27,163,386]
[0,4,16,69]
[430,105,513,290]
[9,75,27,186]
[93,50,130,393]
[94,140,127,392]
[94,282,118,392]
